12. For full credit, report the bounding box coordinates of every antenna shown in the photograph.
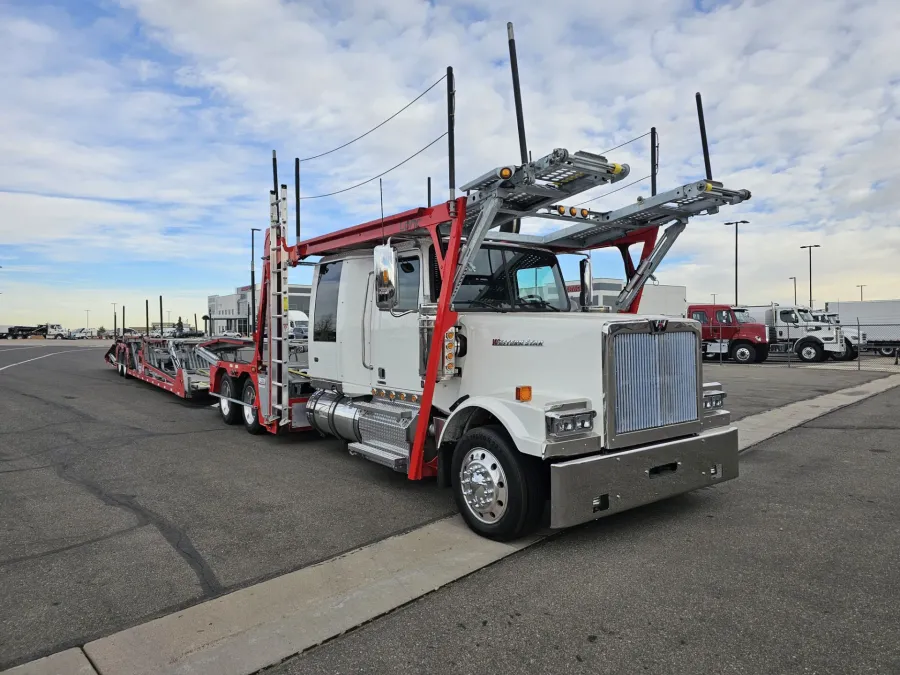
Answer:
[271,150,281,223]
[695,93,713,181]
[294,158,301,241]
[650,126,658,196]
[502,22,528,234]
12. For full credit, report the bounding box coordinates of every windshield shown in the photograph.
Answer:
[734,309,753,324]
[452,246,569,312]
[797,309,815,322]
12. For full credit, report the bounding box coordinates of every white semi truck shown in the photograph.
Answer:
[740,304,857,362]
[201,133,752,541]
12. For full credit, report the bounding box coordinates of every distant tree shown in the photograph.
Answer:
[97,326,106,335]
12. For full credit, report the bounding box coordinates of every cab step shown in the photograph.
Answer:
[347,440,409,472]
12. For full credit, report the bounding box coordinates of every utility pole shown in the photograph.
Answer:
[724,220,748,305]
[800,245,820,309]
[856,284,866,301]
[789,277,797,305]
[711,293,718,303]
[251,227,261,336]
[112,303,117,336]
[85,309,90,329]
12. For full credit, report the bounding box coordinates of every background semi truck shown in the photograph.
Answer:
[739,304,855,362]
[688,303,769,363]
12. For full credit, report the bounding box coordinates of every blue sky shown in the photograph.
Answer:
[2,0,899,326]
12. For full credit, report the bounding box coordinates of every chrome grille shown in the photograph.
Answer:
[612,330,699,435]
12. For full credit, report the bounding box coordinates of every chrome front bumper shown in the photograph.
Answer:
[549,426,738,529]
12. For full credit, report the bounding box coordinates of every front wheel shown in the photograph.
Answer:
[219,376,241,425]
[730,343,756,364]
[797,342,824,363]
[241,379,264,434]
[452,425,545,541]
[833,339,858,361]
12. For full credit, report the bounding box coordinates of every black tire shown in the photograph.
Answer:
[878,347,897,357]
[451,425,545,541]
[833,339,858,361]
[218,376,241,425]
[797,341,824,363]
[241,379,264,434]
[730,342,756,364]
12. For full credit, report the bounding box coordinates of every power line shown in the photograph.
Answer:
[299,133,448,200]
[299,74,448,162]
[597,131,651,156]
[575,175,650,207]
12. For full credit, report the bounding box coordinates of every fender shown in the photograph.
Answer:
[438,396,545,458]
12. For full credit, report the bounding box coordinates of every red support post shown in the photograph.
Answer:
[408,198,467,480]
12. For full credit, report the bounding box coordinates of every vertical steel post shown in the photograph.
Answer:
[145,300,149,336]
[294,157,301,241]
[446,66,455,203]
[808,248,813,308]
[735,221,739,306]
[159,296,163,336]
[650,126,658,196]
[427,176,432,207]
[695,93,713,181]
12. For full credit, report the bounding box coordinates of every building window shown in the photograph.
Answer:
[313,261,342,342]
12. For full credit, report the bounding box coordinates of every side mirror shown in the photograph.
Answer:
[579,257,593,311]
[374,244,398,310]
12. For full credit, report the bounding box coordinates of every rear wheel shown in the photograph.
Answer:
[833,339,858,361]
[878,347,897,357]
[452,425,545,541]
[219,376,241,425]
[242,379,264,434]
[730,343,756,364]
[797,342,824,363]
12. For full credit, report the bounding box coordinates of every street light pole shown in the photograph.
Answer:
[112,303,117,336]
[251,227,261,337]
[789,277,797,305]
[711,293,717,303]
[799,245,820,308]
[724,220,748,305]
[856,284,866,301]
[85,309,90,329]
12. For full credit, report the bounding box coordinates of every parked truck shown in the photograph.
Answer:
[739,304,856,362]
[688,304,769,363]
[825,300,900,357]
[5,324,67,339]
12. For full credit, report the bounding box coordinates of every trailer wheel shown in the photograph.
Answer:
[241,379,264,434]
[730,343,756,364]
[452,425,544,541]
[878,347,896,357]
[218,376,241,425]
[797,342,824,363]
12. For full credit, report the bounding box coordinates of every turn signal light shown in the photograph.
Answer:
[516,386,532,402]
[569,207,577,216]
[557,205,566,215]
[580,208,589,217]
[499,167,513,179]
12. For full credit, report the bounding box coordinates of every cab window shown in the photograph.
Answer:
[394,256,421,311]
[780,310,799,324]
[715,310,734,325]
[691,311,709,324]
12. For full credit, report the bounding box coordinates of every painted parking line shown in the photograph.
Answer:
[0,350,102,373]
[7,373,900,675]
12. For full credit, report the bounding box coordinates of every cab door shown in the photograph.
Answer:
[369,253,423,393]
[713,309,738,341]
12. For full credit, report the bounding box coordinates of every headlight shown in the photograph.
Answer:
[703,390,726,410]
[546,410,596,438]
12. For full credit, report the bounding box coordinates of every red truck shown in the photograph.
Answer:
[688,303,769,364]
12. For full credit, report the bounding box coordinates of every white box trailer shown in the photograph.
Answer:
[825,300,900,355]
[638,284,687,317]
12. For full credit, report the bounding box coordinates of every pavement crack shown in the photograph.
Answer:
[53,463,224,596]
[0,464,54,474]
[0,525,146,567]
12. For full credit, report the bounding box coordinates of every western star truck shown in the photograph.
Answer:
[739,304,857,362]
[688,303,769,363]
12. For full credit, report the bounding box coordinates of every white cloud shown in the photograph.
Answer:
[2,0,900,325]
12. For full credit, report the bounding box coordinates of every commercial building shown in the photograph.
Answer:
[207,284,311,335]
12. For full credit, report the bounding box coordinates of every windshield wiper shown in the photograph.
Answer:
[516,298,560,311]
[460,298,507,311]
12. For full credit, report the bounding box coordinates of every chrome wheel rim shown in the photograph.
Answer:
[243,386,256,425]
[801,346,816,360]
[220,382,231,416]
[735,347,750,362]
[460,447,509,524]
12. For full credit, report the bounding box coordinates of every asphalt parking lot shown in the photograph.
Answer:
[0,343,897,672]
